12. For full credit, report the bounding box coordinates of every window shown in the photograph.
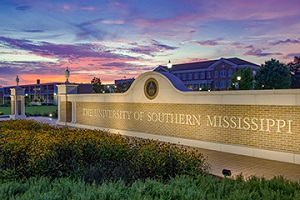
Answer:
[214,81,218,88]
[228,79,232,87]
[188,73,193,80]
[188,84,193,90]
[228,69,232,77]
[214,71,218,78]
[220,80,226,88]
[207,71,211,78]
[182,73,187,80]
[220,70,226,77]
[194,73,199,80]
[200,72,205,79]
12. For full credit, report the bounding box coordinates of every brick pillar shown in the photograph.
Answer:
[10,87,26,119]
[56,84,78,124]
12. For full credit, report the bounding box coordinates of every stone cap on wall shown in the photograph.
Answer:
[60,71,300,106]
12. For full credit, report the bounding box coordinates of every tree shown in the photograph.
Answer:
[115,81,132,93]
[288,56,300,88]
[231,67,254,90]
[91,77,104,93]
[255,59,291,89]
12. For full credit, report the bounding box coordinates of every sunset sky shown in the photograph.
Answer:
[0,0,299,86]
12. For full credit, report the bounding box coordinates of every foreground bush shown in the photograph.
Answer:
[0,120,209,184]
[0,175,299,199]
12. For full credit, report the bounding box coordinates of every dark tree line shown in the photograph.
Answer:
[91,77,133,93]
[288,56,300,88]
[255,58,291,89]
[233,56,300,90]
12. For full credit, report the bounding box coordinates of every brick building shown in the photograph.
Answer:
[154,57,260,91]
[0,80,92,106]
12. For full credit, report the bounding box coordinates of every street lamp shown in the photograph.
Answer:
[167,60,172,72]
[65,67,70,84]
[237,76,241,90]
[16,75,19,86]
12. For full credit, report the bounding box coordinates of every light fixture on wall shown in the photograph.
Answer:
[222,169,232,177]
[167,60,172,72]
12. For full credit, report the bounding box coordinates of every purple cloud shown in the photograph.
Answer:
[245,45,254,49]
[16,5,32,11]
[196,38,223,46]
[23,29,44,33]
[0,66,20,75]
[284,53,300,59]
[76,19,107,40]
[125,39,178,56]
[151,39,178,50]
[0,36,134,60]
[244,48,282,57]
[270,39,299,45]
[231,42,244,47]
[0,60,61,75]
[102,62,132,68]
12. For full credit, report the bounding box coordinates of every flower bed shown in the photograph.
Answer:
[0,120,210,184]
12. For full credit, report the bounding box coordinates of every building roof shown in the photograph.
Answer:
[226,57,259,66]
[155,57,260,72]
[160,72,189,91]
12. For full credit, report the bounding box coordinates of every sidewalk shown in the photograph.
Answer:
[1,116,300,182]
[199,148,300,182]
[0,116,57,126]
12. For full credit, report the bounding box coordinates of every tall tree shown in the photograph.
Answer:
[91,77,104,93]
[231,67,254,90]
[255,59,291,89]
[288,56,300,88]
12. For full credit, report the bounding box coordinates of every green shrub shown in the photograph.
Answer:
[0,175,299,199]
[0,120,210,184]
[1,120,299,199]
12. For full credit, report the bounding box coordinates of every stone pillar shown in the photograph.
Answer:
[56,84,78,124]
[10,87,26,120]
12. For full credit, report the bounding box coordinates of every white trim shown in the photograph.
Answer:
[72,101,76,123]
[56,121,300,165]
[59,72,300,106]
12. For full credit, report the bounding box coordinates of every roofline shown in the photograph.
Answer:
[156,57,260,72]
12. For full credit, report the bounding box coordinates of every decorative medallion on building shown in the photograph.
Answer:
[144,78,159,100]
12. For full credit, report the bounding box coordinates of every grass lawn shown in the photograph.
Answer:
[0,105,57,115]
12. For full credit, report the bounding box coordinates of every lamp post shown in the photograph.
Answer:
[167,60,172,72]
[237,76,241,90]
[64,67,70,127]
[16,75,19,86]
[65,67,70,84]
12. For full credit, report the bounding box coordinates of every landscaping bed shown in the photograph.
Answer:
[0,120,299,199]
[0,105,57,117]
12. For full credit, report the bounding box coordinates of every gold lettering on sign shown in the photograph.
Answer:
[146,112,201,126]
[94,109,132,120]
[82,108,293,133]
[206,115,292,133]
